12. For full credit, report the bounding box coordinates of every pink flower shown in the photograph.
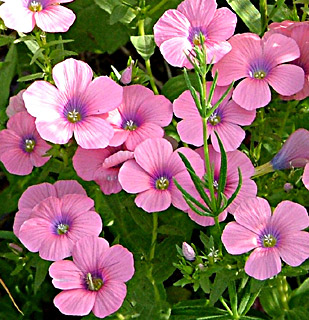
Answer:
[0,0,76,33]
[222,198,309,280]
[118,138,204,213]
[266,23,309,101]
[0,111,51,175]
[73,145,134,195]
[49,236,134,318]
[271,129,309,170]
[14,180,87,237]
[107,85,172,151]
[213,33,305,110]
[153,0,237,68]
[173,84,256,152]
[187,146,257,226]
[6,89,26,118]
[23,58,123,149]
[303,163,309,190]
[18,194,102,261]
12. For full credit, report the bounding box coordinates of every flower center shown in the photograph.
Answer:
[213,180,219,191]
[253,70,266,79]
[124,120,137,131]
[24,139,36,153]
[86,273,103,291]
[29,0,43,12]
[57,223,69,235]
[263,234,277,248]
[209,113,221,126]
[67,109,81,123]
[156,177,169,190]
[193,33,205,46]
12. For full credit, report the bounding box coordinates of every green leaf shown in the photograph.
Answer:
[43,39,74,48]
[161,72,200,101]
[227,0,261,34]
[34,259,51,294]
[49,49,78,61]
[0,231,17,240]
[30,47,44,65]
[0,35,15,47]
[130,35,156,61]
[0,44,17,110]
[259,284,285,318]
[17,72,44,82]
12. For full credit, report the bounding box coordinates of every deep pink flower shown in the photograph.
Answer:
[18,194,102,261]
[49,236,134,318]
[118,138,204,213]
[0,111,51,175]
[23,58,123,149]
[303,163,309,190]
[106,85,172,151]
[0,0,76,33]
[266,23,309,101]
[153,0,237,68]
[271,129,309,170]
[187,146,257,226]
[73,145,134,195]
[222,198,309,280]
[173,83,256,152]
[213,33,305,110]
[6,89,26,118]
[14,180,87,237]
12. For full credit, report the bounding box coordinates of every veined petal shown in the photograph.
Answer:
[0,149,33,175]
[54,180,87,198]
[303,163,309,190]
[154,9,190,47]
[177,118,204,146]
[245,247,281,280]
[13,209,32,237]
[177,0,216,28]
[34,5,75,33]
[60,194,94,217]
[53,289,95,316]
[222,222,258,254]
[220,100,256,125]
[233,78,271,110]
[267,64,304,96]
[135,189,171,212]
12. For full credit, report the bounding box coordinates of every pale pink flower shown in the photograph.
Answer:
[222,198,309,280]
[271,129,309,170]
[153,0,237,68]
[18,194,102,261]
[118,138,204,213]
[0,111,51,175]
[107,85,172,151]
[187,146,257,226]
[303,163,309,190]
[0,0,76,33]
[6,89,26,118]
[266,23,309,101]
[49,236,134,318]
[23,58,123,149]
[14,180,87,237]
[213,33,305,110]
[73,145,134,195]
[173,84,256,152]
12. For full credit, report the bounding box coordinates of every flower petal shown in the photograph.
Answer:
[220,100,256,125]
[232,78,271,110]
[245,247,281,280]
[13,209,32,237]
[53,289,95,316]
[267,64,304,96]
[135,189,171,213]
[222,222,258,254]
[49,260,84,290]
[303,163,309,190]
[54,180,87,197]
[92,281,127,318]
[60,194,94,217]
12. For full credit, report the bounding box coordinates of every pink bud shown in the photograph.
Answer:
[182,242,195,261]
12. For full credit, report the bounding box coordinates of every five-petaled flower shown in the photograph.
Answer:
[222,197,309,280]
[49,236,134,318]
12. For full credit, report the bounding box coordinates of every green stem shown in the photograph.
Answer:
[302,3,308,21]
[277,276,289,311]
[228,281,239,319]
[213,216,222,255]
[202,117,216,211]
[138,19,159,95]
[148,0,169,15]
[219,297,233,317]
[259,0,268,35]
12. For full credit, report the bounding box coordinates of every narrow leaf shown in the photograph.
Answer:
[183,68,202,112]
[221,168,242,211]
[17,72,44,82]
[207,71,218,106]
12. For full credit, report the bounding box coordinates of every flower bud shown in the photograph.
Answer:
[182,242,195,261]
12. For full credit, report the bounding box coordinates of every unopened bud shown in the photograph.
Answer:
[182,242,195,261]
[284,182,293,193]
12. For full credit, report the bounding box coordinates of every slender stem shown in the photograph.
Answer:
[259,0,268,35]
[213,216,222,255]
[202,117,216,211]
[137,19,159,95]
[228,281,239,319]
[219,297,233,317]
[302,3,308,21]
[148,0,169,15]
[277,276,289,311]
